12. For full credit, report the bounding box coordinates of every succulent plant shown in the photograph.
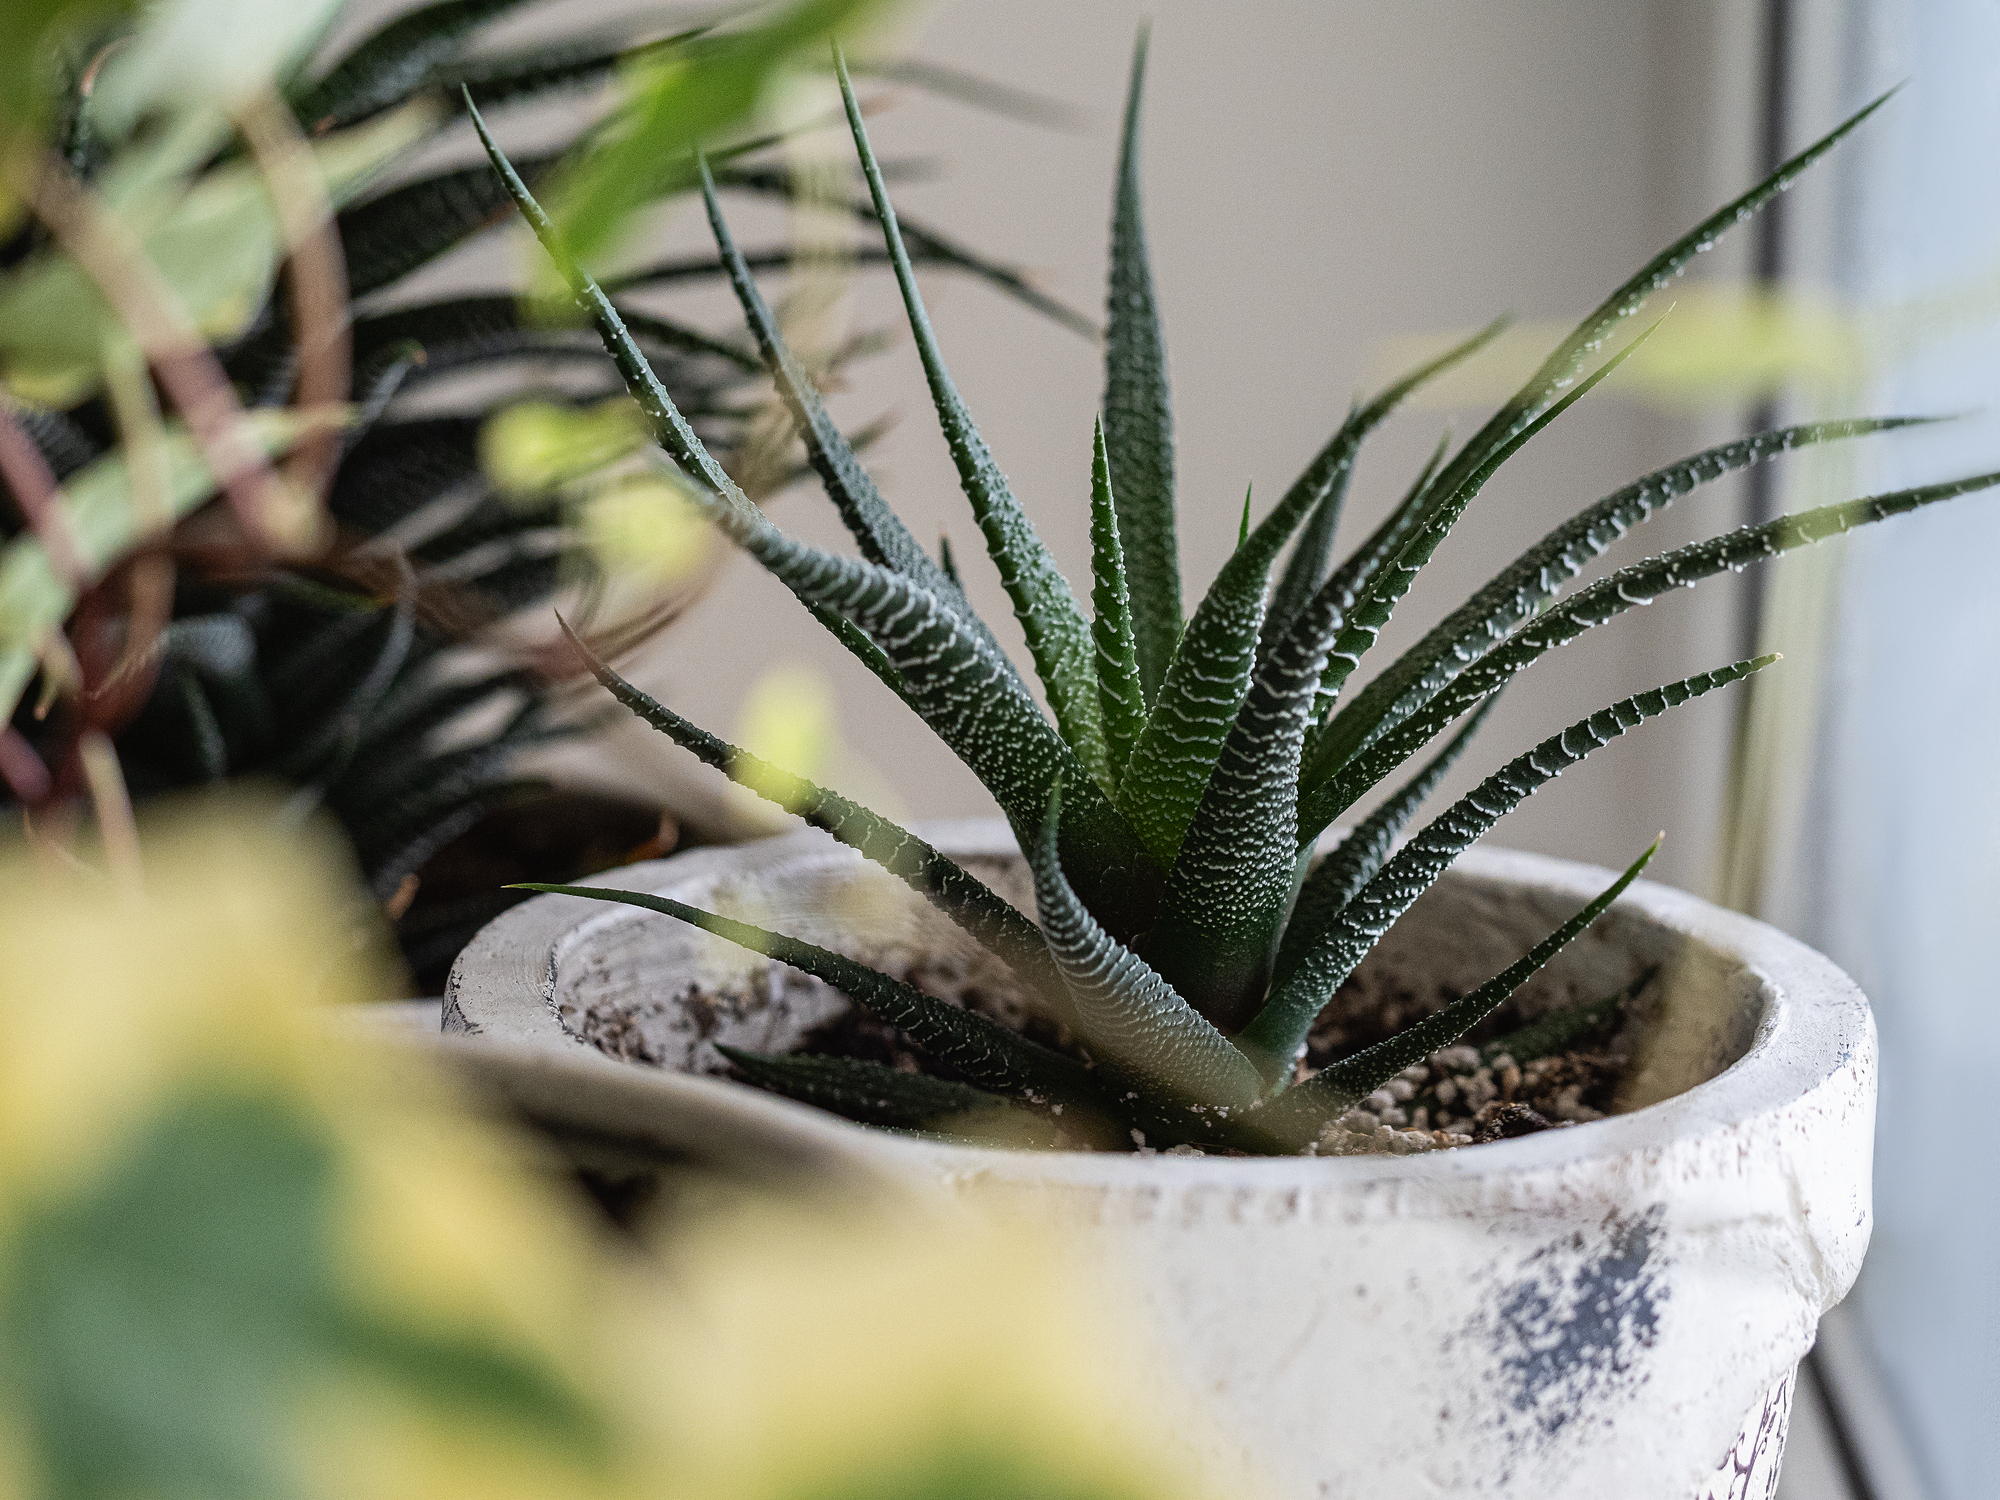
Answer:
[1,0,1070,982]
[502,37,1996,1153]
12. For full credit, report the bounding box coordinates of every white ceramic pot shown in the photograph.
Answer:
[445,820,1873,1500]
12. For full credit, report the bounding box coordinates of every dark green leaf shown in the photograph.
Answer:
[1088,419,1146,788]
[271,561,417,779]
[351,294,756,381]
[345,344,425,442]
[467,99,1161,937]
[1100,25,1178,701]
[516,884,1099,1110]
[340,154,559,299]
[692,155,991,633]
[1252,840,1658,1145]
[1242,656,1772,1075]
[1141,532,1358,1031]
[1302,465,2000,840]
[1480,965,1657,1066]
[439,34,623,111]
[835,52,1108,783]
[1309,416,1933,785]
[325,417,482,534]
[339,747,535,891]
[1296,429,1452,734]
[558,619,1056,998]
[1027,781,1263,1116]
[169,667,230,781]
[714,1047,1042,1138]
[343,717,527,833]
[11,399,99,478]
[1260,408,1357,654]
[292,0,531,130]
[1396,90,1897,558]
[438,23,718,117]
[1112,319,1505,868]
[799,598,909,700]
[1272,695,1498,987]
[625,190,1098,337]
[1300,323,1656,765]
[354,665,534,767]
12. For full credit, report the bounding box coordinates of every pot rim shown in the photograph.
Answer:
[443,818,1871,1187]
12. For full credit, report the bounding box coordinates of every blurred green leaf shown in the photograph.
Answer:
[0,101,431,404]
[0,2,134,162]
[551,0,886,270]
[88,0,344,136]
[0,1092,335,1500]
[1371,283,1876,413]
[479,396,647,497]
[0,1087,604,1500]
[795,1442,1154,1500]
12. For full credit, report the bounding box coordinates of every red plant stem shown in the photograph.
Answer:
[0,728,53,802]
[238,93,351,502]
[26,155,308,558]
[89,342,178,719]
[0,403,85,585]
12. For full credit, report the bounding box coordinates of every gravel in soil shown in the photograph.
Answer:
[759,958,1649,1157]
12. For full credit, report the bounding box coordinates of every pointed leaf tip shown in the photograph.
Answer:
[1102,20,1179,700]
[836,49,1108,783]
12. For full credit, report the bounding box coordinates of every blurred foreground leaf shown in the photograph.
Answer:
[550,0,888,269]
[0,803,1231,1500]
[0,1089,603,1500]
[0,2,136,169]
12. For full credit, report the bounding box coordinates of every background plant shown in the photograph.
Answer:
[497,35,1994,1153]
[0,0,1082,982]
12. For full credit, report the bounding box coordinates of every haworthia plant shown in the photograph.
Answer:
[492,41,1995,1152]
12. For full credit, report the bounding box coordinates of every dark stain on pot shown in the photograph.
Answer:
[1490,1204,1668,1438]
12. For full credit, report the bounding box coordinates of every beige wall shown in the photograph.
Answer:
[580,0,1769,894]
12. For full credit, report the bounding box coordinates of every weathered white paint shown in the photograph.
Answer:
[446,823,1875,1500]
